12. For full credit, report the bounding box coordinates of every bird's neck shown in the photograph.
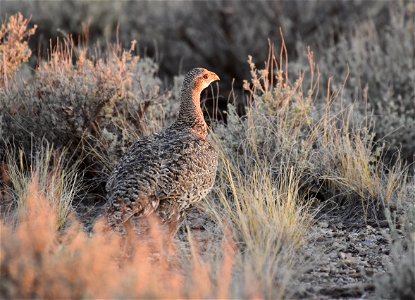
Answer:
[173,85,208,136]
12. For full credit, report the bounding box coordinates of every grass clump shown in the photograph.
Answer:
[1,142,81,229]
[206,159,311,298]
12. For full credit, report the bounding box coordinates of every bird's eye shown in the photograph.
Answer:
[203,74,209,79]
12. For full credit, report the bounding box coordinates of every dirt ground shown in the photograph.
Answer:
[296,217,393,299]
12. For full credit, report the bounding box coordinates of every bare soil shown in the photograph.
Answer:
[296,217,393,299]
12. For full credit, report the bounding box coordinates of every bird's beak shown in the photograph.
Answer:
[210,72,220,82]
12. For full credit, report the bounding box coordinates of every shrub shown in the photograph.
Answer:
[295,2,415,161]
[0,13,37,88]
[0,28,174,183]
[2,1,390,90]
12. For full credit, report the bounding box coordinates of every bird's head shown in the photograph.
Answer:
[183,68,220,92]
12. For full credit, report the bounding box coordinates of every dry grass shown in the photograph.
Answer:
[0,177,218,298]
[1,142,81,229]
[205,157,311,299]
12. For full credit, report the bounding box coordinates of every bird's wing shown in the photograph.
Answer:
[155,132,216,200]
[106,136,162,221]
[106,135,157,193]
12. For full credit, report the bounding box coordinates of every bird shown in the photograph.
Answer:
[105,68,220,237]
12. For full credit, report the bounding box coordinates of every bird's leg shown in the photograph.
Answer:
[124,217,135,239]
[106,207,136,237]
[167,212,185,238]
[120,217,137,259]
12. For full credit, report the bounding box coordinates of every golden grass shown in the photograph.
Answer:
[314,111,409,212]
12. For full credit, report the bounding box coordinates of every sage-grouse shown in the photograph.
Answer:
[105,68,219,236]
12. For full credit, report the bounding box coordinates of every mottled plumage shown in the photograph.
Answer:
[106,68,219,236]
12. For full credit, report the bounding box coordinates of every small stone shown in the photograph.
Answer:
[336,222,344,229]
[345,257,357,266]
[380,247,390,255]
[365,267,374,276]
[319,221,329,228]
[316,236,325,242]
[362,240,376,248]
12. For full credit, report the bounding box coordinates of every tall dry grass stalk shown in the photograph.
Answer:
[2,142,80,229]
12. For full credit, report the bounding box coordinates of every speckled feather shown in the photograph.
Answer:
[105,68,219,236]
